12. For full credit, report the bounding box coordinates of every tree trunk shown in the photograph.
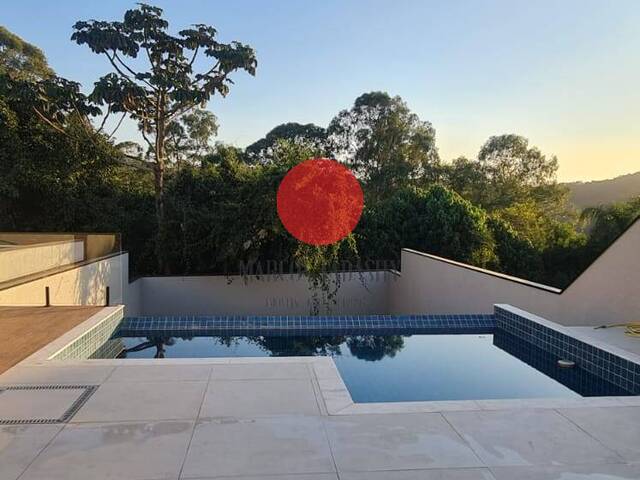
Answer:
[153,159,165,273]
[154,101,168,274]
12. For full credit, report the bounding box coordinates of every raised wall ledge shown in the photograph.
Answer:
[401,248,563,294]
[0,250,127,292]
[401,215,640,297]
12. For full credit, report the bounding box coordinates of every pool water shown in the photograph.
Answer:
[102,330,633,402]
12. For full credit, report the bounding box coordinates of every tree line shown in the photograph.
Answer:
[1,5,639,295]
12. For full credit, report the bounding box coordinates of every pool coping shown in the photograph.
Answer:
[8,304,640,415]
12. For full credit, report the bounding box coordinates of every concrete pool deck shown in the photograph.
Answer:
[569,325,640,358]
[2,359,640,480]
[1,307,640,479]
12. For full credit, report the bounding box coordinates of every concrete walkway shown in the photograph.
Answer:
[1,360,640,480]
[569,325,640,358]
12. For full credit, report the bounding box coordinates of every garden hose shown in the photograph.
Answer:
[594,323,640,337]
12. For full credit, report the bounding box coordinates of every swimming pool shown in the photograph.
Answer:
[58,307,639,403]
[97,328,634,402]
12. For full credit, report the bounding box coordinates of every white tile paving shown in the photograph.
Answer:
[557,406,640,462]
[209,363,310,380]
[490,463,640,480]
[443,409,624,467]
[18,420,194,480]
[70,381,207,422]
[324,413,483,472]
[340,469,497,480]
[200,379,320,417]
[0,425,62,480]
[0,388,86,421]
[0,365,115,385]
[106,364,212,383]
[0,357,638,480]
[181,416,336,478]
[185,475,338,480]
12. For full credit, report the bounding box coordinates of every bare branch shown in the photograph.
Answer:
[32,107,68,136]
[113,51,157,91]
[188,45,199,68]
[140,119,155,149]
[190,60,221,86]
[106,51,137,84]
[107,112,127,139]
[70,102,96,136]
[167,100,197,119]
[96,104,112,133]
[142,28,158,72]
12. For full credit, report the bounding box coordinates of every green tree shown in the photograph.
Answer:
[444,156,489,206]
[493,201,556,250]
[328,92,440,199]
[477,134,562,210]
[165,109,218,166]
[182,109,218,159]
[486,216,544,280]
[246,122,327,164]
[0,26,53,80]
[539,221,588,288]
[201,143,246,167]
[71,3,256,272]
[0,72,156,275]
[357,185,494,266]
[582,197,640,252]
[488,200,588,287]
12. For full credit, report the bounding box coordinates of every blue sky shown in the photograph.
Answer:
[2,0,639,181]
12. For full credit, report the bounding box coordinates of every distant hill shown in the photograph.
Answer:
[563,171,640,209]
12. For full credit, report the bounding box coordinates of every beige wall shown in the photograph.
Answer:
[0,233,76,245]
[124,276,142,317]
[134,270,394,316]
[84,234,119,260]
[2,219,637,325]
[390,220,640,326]
[0,253,128,307]
[0,240,84,283]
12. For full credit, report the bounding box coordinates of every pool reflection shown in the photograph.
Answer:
[118,334,406,361]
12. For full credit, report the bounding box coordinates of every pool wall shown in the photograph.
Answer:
[117,313,495,336]
[496,305,640,394]
[47,307,124,361]
[127,270,395,317]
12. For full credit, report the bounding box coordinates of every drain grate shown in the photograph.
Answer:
[0,385,98,425]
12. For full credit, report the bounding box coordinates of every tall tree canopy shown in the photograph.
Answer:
[0,26,53,80]
[245,122,327,164]
[477,134,561,210]
[71,3,256,271]
[328,92,440,199]
[165,108,218,166]
[357,185,494,267]
[582,197,640,253]
[0,60,157,274]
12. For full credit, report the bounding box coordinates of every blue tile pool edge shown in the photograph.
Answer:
[495,305,640,394]
[117,314,496,333]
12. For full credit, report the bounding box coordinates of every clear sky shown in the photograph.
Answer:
[2,0,639,181]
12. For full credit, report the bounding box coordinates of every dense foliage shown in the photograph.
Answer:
[1,16,638,305]
[71,3,256,272]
